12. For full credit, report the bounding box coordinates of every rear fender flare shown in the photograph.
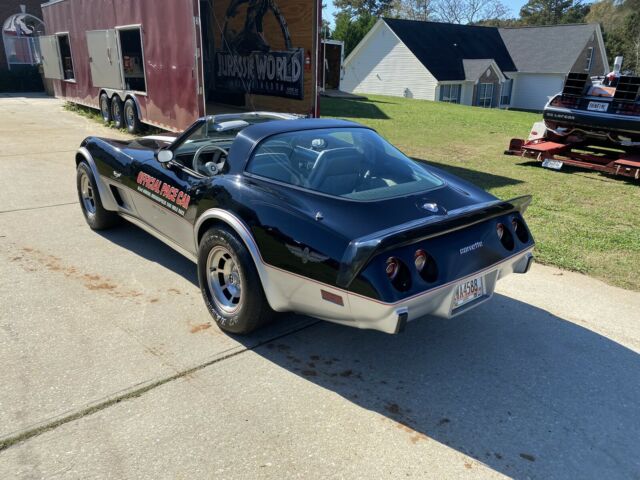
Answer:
[194,209,285,311]
[76,147,119,211]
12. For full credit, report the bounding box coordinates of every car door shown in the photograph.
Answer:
[130,158,204,254]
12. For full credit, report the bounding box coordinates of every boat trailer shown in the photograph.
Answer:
[505,122,640,180]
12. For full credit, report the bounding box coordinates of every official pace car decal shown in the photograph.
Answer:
[136,172,191,216]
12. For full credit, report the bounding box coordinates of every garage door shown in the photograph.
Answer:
[512,74,564,111]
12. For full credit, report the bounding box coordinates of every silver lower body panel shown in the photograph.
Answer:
[261,249,534,334]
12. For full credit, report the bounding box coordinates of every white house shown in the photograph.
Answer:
[342,19,609,110]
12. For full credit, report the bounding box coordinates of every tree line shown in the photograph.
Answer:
[327,0,640,74]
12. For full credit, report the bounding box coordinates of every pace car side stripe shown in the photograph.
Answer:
[194,208,534,307]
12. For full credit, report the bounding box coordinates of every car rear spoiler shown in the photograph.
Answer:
[336,195,532,288]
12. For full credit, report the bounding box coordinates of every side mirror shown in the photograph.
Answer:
[157,149,173,164]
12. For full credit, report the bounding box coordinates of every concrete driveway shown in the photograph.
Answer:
[1,93,639,479]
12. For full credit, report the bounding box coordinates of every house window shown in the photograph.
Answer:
[57,34,75,80]
[585,47,594,72]
[477,83,493,108]
[500,79,512,106]
[440,84,461,104]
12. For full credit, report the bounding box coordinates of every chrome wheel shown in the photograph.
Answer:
[100,96,110,122]
[112,103,121,124]
[80,172,96,215]
[207,246,242,313]
[125,103,135,127]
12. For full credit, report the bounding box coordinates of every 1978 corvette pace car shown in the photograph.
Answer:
[76,112,535,334]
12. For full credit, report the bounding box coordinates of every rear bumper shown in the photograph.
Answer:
[543,106,640,136]
[343,248,534,334]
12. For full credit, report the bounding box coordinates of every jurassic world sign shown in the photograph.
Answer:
[212,0,310,100]
[215,50,304,99]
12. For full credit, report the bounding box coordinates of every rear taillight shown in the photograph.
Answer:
[511,217,530,243]
[385,257,411,292]
[614,102,640,115]
[415,249,438,283]
[414,250,427,271]
[496,222,515,250]
[550,95,579,109]
[386,257,400,280]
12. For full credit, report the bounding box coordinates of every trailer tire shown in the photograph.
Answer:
[111,96,124,129]
[99,93,111,124]
[124,99,142,134]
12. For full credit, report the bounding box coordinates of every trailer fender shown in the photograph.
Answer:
[124,94,142,119]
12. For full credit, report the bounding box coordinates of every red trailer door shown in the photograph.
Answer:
[86,29,124,89]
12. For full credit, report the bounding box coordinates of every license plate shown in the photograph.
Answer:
[587,101,608,112]
[542,159,563,170]
[452,275,484,309]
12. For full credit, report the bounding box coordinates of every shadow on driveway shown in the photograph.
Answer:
[96,217,639,478]
[249,295,640,479]
[97,222,198,286]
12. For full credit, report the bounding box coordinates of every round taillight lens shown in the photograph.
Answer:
[496,223,505,240]
[414,249,427,271]
[511,216,530,243]
[386,257,400,280]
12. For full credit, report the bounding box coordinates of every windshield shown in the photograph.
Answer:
[173,113,293,158]
[246,128,444,200]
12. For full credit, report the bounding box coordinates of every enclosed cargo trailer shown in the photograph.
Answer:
[40,0,321,132]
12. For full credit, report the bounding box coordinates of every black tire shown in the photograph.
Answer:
[198,227,274,334]
[99,93,111,124]
[111,96,124,129]
[124,98,142,134]
[76,162,120,230]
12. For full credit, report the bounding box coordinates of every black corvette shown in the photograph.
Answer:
[76,112,535,334]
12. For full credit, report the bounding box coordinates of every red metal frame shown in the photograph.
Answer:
[506,137,640,180]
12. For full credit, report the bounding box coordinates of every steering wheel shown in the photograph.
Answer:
[193,144,228,176]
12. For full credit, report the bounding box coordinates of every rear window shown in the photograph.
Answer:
[245,128,444,200]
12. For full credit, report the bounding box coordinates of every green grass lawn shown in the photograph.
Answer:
[322,94,640,291]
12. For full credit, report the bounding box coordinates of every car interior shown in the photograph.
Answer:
[167,122,443,199]
[245,129,441,199]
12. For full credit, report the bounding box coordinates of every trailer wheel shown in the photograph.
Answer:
[99,93,111,124]
[111,96,124,129]
[124,99,142,134]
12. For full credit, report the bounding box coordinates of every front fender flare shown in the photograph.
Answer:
[76,147,119,211]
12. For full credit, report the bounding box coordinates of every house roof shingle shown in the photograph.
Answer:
[382,18,601,81]
[498,24,598,73]
[383,18,516,81]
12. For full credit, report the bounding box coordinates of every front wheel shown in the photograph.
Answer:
[76,162,120,230]
[198,227,274,334]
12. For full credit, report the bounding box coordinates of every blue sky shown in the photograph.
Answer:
[323,0,530,26]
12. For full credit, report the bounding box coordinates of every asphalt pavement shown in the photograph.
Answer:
[1,93,639,479]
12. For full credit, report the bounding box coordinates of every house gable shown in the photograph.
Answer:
[342,20,439,100]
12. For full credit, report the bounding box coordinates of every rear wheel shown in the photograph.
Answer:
[99,93,111,123]
[198,227,274,334]
[76,162,120,230]
[124,98,142,134]
[111,96,124,129]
